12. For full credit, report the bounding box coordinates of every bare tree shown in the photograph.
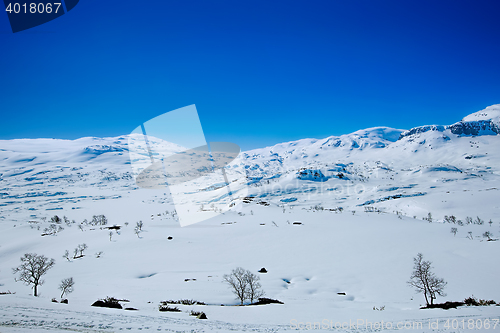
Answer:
[91,214,108,226]
[136,220,144,231]
[78,243,88,256]
[50,215,61,224]
[450,227,458,237]
[223,267,248,305]
[407,253,447,306]
[223,267,265,305]
[443,215,456,224]
[59,277,74,298]
[244,270,265,303]
[425,213,433,223]
[63,216,71,226]
[12,253,55,296]
[73,244,88,259]
[63,250,71,262]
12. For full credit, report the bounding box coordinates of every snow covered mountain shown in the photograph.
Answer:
[1,104,499,225]
[0,105,499,332]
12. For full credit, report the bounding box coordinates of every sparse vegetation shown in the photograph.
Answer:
[423,213,433,222]
[41,223,64,236]
[364,206,382,213]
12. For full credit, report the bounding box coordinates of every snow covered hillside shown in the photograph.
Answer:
[0,105,499,332]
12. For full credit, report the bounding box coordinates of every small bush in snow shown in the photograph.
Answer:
[50,215,61,224]
[73,244,88,259]
[91,215,108,226]
[136,220,144,231]
[423,213,433,223]
[482,231,493,240]
[158,304,181,312]
[63,250,71,261]
[189,310,205,316]
[443,215,456,224]
[162,299,205,306]
[464,295,496,306]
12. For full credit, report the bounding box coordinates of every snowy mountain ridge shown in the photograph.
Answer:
[399,104,500,139]
[1,104,499,222]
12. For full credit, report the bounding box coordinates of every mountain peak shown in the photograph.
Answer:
[462,104,500,123]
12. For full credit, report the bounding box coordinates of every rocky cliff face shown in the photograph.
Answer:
[448,119,499,136]
[398,104,500,140]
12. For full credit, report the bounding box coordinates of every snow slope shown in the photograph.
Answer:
[0,104,499,332]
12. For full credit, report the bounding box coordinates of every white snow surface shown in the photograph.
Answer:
[0,105,500,332]
[462,104,500,124]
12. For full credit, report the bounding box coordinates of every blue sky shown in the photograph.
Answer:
[0,0,499,151]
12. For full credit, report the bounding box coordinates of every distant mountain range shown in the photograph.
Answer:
[1,104,499,223]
